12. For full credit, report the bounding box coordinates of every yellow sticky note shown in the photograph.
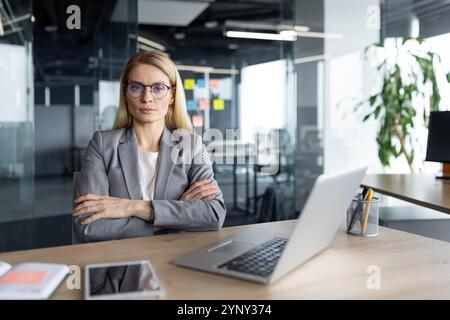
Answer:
[213,99,224,110]
[184,79,195,90]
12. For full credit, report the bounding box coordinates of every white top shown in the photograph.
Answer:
[138,149,159,201]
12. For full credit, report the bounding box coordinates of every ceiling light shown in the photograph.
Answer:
[138,43,156,52]
[31,15,36,23]
[294,54,330,64]
[174,32,186,40]
[137,35,166,51]
[296,31,342,39]
[0,18,4,36]
[225,20,309,33]
[204,20,218,28]
[45,25,58,32]
[280,30,297,38]
[176,65,239,75]
[2,14,33,27]
[293,25,310,32]
[2,27,23,36]
[225,30,296,41]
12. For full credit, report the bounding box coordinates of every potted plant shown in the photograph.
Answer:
[356,37,450,172]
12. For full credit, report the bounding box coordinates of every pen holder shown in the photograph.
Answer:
[346,196,380,237]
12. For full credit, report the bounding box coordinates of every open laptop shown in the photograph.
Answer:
[175,167,367,284]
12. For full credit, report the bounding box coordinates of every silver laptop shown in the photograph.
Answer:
[175,167,367,284]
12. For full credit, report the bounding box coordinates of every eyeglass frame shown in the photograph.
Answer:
[124,80,174,100]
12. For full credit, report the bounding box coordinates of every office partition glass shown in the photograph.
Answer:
[0,0,34,251]
[0,0,138,252]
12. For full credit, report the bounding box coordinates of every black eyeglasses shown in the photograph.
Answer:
[125,81,173,100]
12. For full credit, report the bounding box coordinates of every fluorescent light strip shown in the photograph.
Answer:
[137,35,165,51]
[177,65,214,73]
[225,30,296,41]
[1,27,23,36]
[294,54,329,64]
[0,18,4,36]
[212,68,239,75]
[296,31,342,39]
[138,43,157,52]
[226,20,309,32]
[2,14,32,26]
[177,65,239,75]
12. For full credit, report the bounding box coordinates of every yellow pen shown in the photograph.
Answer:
[361,188,373,236]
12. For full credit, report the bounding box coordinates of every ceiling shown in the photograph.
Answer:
[4,0,450,83]
[27,0,286,83]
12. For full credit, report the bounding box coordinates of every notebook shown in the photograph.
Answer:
[0,261,69,300]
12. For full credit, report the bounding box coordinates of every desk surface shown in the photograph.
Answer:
[2,220,450,299]
[362,174,450,214]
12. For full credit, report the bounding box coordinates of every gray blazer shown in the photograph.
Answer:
[72,126,226,243]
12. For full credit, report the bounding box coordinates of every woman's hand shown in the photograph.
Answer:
[180,179,219,201]
[72,194,150,225]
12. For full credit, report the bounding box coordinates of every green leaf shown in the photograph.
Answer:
[374,106,381,118]
[447,72,450,83]
[402,36,412,45]
[369,95,378,106]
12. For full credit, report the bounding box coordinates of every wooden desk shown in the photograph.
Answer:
[2,220,450,299]
[362,174,450,214]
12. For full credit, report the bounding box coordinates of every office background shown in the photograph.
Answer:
[1,0,450,252]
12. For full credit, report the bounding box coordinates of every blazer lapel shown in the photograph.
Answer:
[118,127,143,200]
[154,127,178,199]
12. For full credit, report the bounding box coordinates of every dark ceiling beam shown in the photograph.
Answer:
[39,0,58,26]
[94,0,117,34]
[199,7,279,21]
[214,0,281,6]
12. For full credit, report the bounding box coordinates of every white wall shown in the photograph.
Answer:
[240,60,286,144]
[0,44,28,122]
[323,0,382,174]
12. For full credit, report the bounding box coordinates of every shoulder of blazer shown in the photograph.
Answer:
[93,127,128,150]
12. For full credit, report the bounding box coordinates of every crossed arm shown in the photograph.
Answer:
[72,131,227,243]
[72,179,219,225]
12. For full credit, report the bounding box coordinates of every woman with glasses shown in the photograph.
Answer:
[72,51,226,243]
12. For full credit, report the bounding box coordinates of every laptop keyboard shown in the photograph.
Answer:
[218,237,288,278]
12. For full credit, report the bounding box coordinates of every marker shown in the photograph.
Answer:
[361,188,373,236]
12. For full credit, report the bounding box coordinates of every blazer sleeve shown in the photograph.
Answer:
[152,134,227,231]
[72,131,153,243]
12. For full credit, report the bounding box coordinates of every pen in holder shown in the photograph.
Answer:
[346,196,380,237]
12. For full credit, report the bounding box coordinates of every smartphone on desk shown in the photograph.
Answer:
[84,260,164,300]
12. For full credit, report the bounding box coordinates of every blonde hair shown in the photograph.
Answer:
[113,50,192,132]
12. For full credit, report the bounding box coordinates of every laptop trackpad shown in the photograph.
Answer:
[209,241,253,256]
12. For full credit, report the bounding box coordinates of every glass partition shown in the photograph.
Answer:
[0,0,34,251]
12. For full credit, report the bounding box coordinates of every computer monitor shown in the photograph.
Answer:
[425,111,450,179]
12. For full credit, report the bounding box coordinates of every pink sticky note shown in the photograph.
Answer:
[199,99,210,110]
[192,115,203,127]
[0,271,48,285]
[210,79,219,89]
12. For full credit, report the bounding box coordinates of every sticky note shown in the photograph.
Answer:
[196,79,205,88]
[187,100,198,111]
[192,115,203,127]
[194,87,207,100]
[210,79,219,89]
[199,99,210,110]
[0,271,48,285]
[184,79,195,90]
[213,99,225,110]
